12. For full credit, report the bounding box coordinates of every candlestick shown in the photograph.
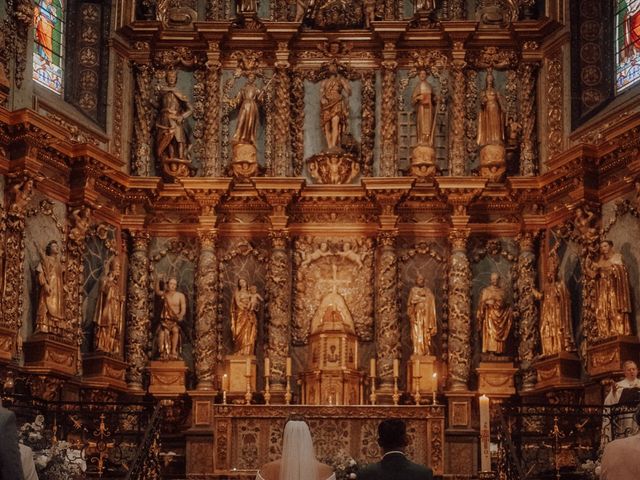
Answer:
[370,358,376,378]
[479,394,491,473]
[264,362,271,405]
[245,371,252,405]
[432,372,438,405]
[392,376,399,406]
[393,359,399,378]
[285,375,292,405]
[286,357,292,377]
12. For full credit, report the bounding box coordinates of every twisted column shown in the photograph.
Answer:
[380,57,398,177]
[202,49,222,176]
[266,231,292,391]
[447,229,472,391]
[449,57,467,176]
[516,232,539,391]
[194,231,219,390]
[272,53,292,176]
[375,232,400,391]
[125,231,150,391]
[519,62,539,176]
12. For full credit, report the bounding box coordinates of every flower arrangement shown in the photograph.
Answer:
[19,414,87,480]
[320,452,359,480]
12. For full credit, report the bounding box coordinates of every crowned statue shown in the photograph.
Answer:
[477,70,507,182]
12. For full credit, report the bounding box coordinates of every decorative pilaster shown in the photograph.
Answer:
[516,231,539,391]
[194,231,219,390]
[125,231,151,391]
[132,63,154,176]
[272,45,292,176]
[449,0,465,19]
[266,230,292,391]
[202,44,222,176]
[447,228,472,391]
[375,231,400,390]
[380,50,398,177]
[518,62,539,176]
[449,48,467,176]
[546,49,564,160]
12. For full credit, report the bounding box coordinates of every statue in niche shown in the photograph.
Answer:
[587,240,632,339]
[477,70,507,182]
[477,272,513,354]
[407,274,437,356]
[231,278,262,356]
[311,264,355,334]
[321,61,351,152]
[415,0,436,12]
[228,73,269,179]
[409,70,438,180]
[534,248,574,356]
[94,256,123,355]
[303,0,364,29]
[236,0,259,13]
[155,69,192,179]
[154,275,187,360]
[34,240,65,335]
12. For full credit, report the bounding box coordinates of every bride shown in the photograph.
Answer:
[256,420,335,480]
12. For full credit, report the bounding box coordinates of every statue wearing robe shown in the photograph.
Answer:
[94,256,123,355]
[477,272,513,354]
[231,278,260,355]
[536,258,574,356]
[477,71,505,147]
[231,73,263,147]
[320,62,351,151]
[35,240,64,335]
[412,70,436,146]
[407,274,437,356]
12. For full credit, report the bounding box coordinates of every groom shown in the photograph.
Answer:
[357,419,433,480]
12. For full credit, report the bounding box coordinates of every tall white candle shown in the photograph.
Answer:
[393,359,399,378]
[223,374,229,392]
[370,358,376,378]
[286,357,292,376]
[479,394,491,472]
[245,358,251,377]
[414,359,421,378]
[264,357,270,377]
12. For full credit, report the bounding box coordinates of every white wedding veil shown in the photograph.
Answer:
[279,420,320,480]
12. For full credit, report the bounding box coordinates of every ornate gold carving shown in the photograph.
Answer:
[272,49,292,177]
[380,58,398,177]
[110,54,125,159]
[201,47,222,176]
[132,63,154,176]
[361,70,376,177]
[447,229,471,390]
[125,231,150,390]
[375,231,399,387]
[450,57,467,176]
[546,50,564,160]
[518,62,539,175]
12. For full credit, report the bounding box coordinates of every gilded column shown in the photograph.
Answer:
[125,231,151,391]
[447,229,472,391]
[449,51,467,176]
[266,230,292,391]
[519,62,539,176]
[203,44,222,176]
[132,63,154,176]
[546,49,564,160]
[380,53,398,177]
[375,232,400,391]
[516,232,539,391]
[272,46,292,176]
[0,178,31,359]
[194,231,219,390]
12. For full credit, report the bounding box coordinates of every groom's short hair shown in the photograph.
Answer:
[378,419,408,451]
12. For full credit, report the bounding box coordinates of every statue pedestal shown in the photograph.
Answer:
[479,144,506,183]
[231,143,258,180]
[224,355,256,396]
[587,335,640,378]
[477,361,517,398]
[409,145,437,181]
[147,360,187,396]
[407,355,439,393]
[0,327,16,361]
[532,351,581,392]
[163,158,191,180]
[306,151,360,185]
[82,353,127,391]
[23,334,78,376]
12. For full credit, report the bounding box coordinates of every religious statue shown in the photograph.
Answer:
[301,241,330,268]
[412,70,436,146]
[9,178,34,216]
[415,0,436,12]
[68,206,91,244]
[228,73,268,179]
[477,272,513,354]
[154,275,187,360]
[587,240,632,339]
[364,0,376,27]
[236,0,259,13]
[94,256,123,355]
[320,61,351,152]
[534,249,574,356]
[155,69,192,178]
[231,278,262,356]
[477,70,507,182]
[337,241,364,268]
[35,240,65,335]
[311,264,355,334]
[407,274,437,356]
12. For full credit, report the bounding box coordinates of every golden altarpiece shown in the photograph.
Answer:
[1,0,640,478]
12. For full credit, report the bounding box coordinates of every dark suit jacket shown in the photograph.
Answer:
[356,452,433,480]
[0,406,24,480]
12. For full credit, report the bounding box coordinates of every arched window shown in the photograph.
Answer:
[33,0,65,94]
[615,0,640,93]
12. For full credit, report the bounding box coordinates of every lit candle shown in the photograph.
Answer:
[264,357,270,377]
[223,374,229,392]
[370,358,376,378]
[432,372,438,391]
[393,359,399,378]
[245,358,251,377]
[286,357,292,377]
[414,359,421,378]
[479,394,491,472]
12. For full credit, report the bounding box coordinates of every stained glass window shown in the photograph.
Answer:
[615,0,640,93]
[33,0,65,94]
